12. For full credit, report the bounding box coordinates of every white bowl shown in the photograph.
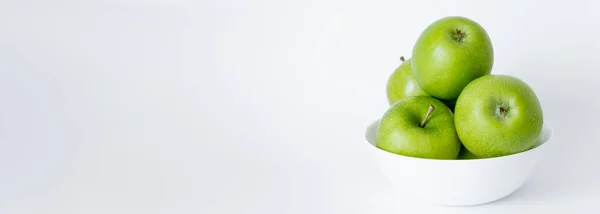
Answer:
[365,119,553,206]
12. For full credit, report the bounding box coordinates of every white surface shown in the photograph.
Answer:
[0,0,599,213]
[366,120,553,206]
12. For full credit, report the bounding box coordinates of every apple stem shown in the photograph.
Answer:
[419,104,435,128]
[400,56,405,62]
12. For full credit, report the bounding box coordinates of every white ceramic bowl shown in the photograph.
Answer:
[365,119,553,206]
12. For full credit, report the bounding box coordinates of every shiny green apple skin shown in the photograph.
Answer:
[454,75,543,158]
[386,58,430,105]
[412,16,494,100]
[376,96,461,159]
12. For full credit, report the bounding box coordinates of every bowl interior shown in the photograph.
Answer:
[365,120,553,160]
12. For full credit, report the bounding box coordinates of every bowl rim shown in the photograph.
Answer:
[365,119,553,162]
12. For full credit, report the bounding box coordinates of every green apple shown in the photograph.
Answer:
[454,75,543,158]
[457,146,478,160]
[386,56,430,105]
[412,16,494,100]
[376,96,461,159]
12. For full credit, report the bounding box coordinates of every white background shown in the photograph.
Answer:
[0,0,599,213]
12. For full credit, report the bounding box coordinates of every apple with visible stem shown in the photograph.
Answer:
[386,56,430,105]
[412,16,494,100]
[376,96,461,159]
[454,75,544,158]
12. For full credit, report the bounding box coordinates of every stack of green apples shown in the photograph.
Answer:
[377,16,544,160]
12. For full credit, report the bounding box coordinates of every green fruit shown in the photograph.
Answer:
[412,16,494,100]
[457,146,478,160]
[376,96,461,159]
[386,57,430,105]
[454,75,543,158]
